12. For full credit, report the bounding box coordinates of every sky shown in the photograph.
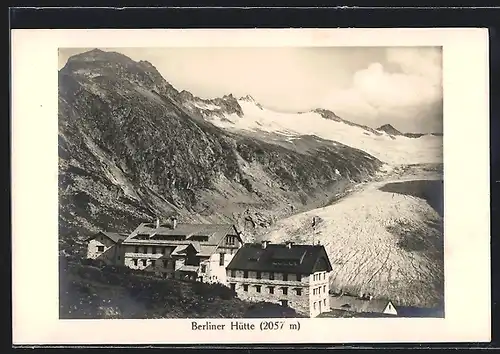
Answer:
[59,46,443,133]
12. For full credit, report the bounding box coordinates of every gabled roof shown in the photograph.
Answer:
[330,295,396,314]
[85,231,129,244]
[171,242,201,256]
[123,222,239,246]
[226,243,333,274]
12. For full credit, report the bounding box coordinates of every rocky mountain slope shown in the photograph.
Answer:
[377,123,443,139]
[377,124,403,136]
[58,49,383,253]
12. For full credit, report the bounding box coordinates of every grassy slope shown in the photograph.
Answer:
[59,257,306,319]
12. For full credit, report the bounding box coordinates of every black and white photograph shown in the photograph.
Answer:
[57,45,444,319]
[12,28,490,344]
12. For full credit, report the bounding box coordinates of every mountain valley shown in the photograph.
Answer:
[58,49,444,309]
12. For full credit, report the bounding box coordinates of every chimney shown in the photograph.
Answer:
[155,218,160,228]
[285,241,295,249]
[171,216,177,229]
[261,240,270,249]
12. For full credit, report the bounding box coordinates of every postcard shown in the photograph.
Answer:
[11,27,490,345]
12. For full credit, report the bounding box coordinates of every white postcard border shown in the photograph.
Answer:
[11,28,490,344]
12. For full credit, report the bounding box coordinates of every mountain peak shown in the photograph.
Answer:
[63,48,137,72]
[239,94,255,102]
[377,124,402,136]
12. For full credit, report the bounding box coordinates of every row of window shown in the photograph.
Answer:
[131,248,226,266]
[312,285,327,295]
[313,299,327,310]
[133,246,170,254]
[313,272,327,281]
[226,236,237,245]
[230,270,302,281]
[130,258,172,268]
[231,283,303,296]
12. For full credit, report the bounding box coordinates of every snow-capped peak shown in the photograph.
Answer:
[197,95,443,166]
[239,94,256,102]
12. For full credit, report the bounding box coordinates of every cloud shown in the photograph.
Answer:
[321,47,442,133]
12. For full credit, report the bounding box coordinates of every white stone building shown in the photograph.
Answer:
[225,240,333,317]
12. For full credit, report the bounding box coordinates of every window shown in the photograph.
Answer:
[256,271,261,279]
[201,264,207,273]
[283,273,288,281]
[142,259,147,266]
[296,274,301,281]
[230,283,236,291]
[282,287,288,295]
[243,271,248,278]
[163,260,168,267]
[323,273,326,280]
[117,256,121,261]
[269,272,275,280]
[152,246,156,254]
[323,285,326,293]
[295,288,302,296]
[255,285,261,293]
[314,302,316,310]
[268,286,275,294]
[219,253,225,266]
[279,300,288,307]
[133,259,138,266]
[243,284,249,292]
[231,270,236,277]
[97,246,104,252]
[324,299,327,306]
[151,260,156,267]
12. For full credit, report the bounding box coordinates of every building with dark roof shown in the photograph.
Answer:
[120,216,243,284]
[328,295,398,316]
[85,231,129,265]
[226,240,333,317]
